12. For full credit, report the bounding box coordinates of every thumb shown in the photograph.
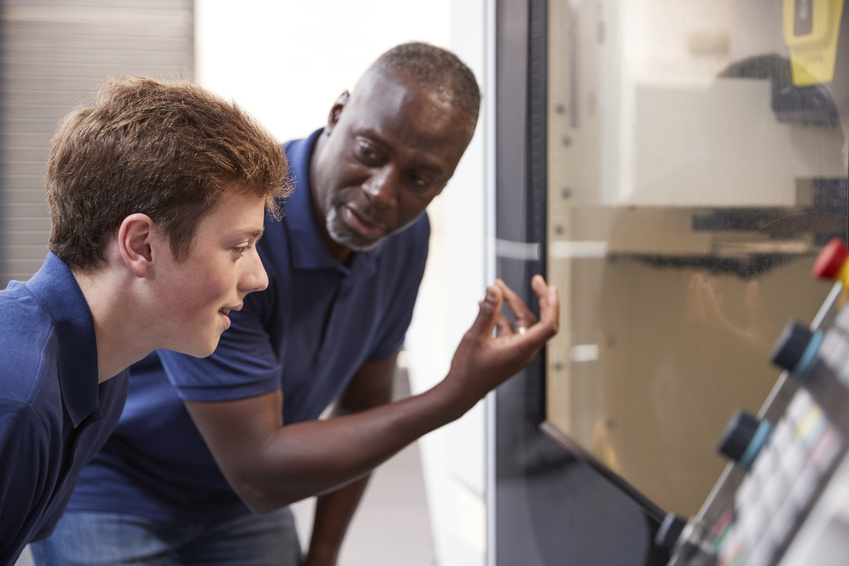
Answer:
[468,285,503,338]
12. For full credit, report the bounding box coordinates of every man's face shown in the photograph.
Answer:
[311,73,475,258]
[154,187,268,358]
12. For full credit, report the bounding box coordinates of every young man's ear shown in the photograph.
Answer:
[325,90,350,134]
[118,213,156,277]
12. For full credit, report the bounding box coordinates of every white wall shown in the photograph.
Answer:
[196,0,449,141]
[195,2,489,565]
[404,1,489,563]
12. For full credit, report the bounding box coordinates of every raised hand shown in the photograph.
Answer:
[445,275,559,409]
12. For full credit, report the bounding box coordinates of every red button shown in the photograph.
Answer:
[813,238,849,280]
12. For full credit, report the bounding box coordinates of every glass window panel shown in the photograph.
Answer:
[545,0,849,517]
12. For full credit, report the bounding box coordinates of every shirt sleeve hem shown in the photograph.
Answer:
[173,377,280,402]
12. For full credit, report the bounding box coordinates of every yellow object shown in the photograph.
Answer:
[783,0,845,86]
[837,261,849,288]
[795,404,824,443]
[837,262,849,308]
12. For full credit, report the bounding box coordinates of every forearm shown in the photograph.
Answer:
[191,277,558,516]
[229,379,466,512]
[304,475,372,566]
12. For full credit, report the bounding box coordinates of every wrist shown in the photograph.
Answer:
[305,544,338,566]
[429,372,475,423]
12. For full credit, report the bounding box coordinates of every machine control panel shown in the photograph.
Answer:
[667,238,849,566]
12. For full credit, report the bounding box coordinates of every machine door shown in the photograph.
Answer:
[491,1,848,564]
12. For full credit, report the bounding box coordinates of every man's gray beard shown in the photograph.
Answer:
[325,206,424,252]
[325,207,380,252]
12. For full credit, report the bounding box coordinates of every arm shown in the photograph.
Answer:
[305,357,397,566]
[183,276,559,514]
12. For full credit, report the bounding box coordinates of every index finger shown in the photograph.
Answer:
[494,278,536,329]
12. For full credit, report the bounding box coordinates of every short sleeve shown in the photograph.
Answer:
[0,401,49,563]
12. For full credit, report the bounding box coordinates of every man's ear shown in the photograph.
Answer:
[325,90,350,134]
[118,213,156,277]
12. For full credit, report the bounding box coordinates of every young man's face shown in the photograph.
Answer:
[154,187,268,358]
[311,72,475,260]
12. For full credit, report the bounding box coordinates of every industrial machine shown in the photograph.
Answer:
[489,1,849,564]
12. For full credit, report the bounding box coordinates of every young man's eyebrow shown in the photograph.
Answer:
[232,228,265,240]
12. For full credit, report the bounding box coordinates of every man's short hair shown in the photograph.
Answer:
[364,41,481,130]
[46,76,290,270]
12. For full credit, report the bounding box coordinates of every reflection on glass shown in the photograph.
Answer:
[545,0,849,517]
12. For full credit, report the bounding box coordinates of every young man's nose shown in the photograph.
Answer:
[241,250,269,293]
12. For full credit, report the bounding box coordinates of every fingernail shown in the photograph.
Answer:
[486,288,496,302]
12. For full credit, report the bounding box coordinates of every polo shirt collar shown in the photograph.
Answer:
[26,252,99,427]
[283,129,379,278]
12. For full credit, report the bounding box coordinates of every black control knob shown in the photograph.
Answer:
[770,320,821,377]
[717,410,772,469]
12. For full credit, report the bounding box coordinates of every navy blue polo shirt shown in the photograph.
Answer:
[66,129,430,524]
[0,253,128,565]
